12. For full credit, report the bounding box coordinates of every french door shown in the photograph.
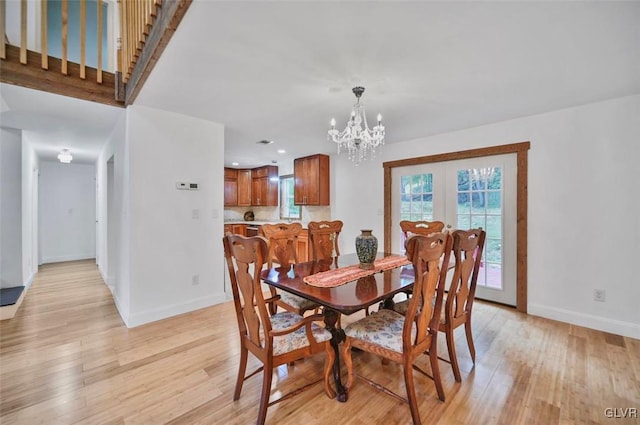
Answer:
[391,154,517,306]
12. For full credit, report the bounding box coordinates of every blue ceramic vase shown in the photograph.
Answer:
[356,229,378,270]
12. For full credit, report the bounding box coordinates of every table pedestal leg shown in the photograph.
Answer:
[381,297,395,310]
[323,308,347,402]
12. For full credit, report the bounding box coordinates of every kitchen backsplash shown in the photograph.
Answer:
[224,206,331,225]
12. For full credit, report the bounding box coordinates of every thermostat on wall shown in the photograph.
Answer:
[176,182,199,190]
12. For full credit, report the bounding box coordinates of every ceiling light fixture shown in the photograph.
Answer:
[328,86,385,165]
[57,149,73,163]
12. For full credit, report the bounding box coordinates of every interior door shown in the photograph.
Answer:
[391,153,517,306]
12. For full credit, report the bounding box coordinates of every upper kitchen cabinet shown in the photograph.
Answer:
[224,168,238,206]
[294,154,330,205]
[225,168,252,206]
[251,165,278,206]
[237,169,252,207]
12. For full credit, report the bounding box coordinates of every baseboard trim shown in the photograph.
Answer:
[112,292,130,327]
[24,272,35,290]
[528,304,640,340]
[126,293,227,328]
[42,254,96,264]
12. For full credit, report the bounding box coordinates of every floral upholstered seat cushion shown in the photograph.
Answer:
[392,299,410,315]
[265,311,332,356]
[344,309,415,353]
[279,291,318,311]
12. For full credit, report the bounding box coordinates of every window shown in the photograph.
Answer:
[279,175,301,220]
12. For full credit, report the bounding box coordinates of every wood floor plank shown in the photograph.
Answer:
[1,260,638,425]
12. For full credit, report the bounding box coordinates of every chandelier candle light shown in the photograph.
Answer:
[328,86,385,165]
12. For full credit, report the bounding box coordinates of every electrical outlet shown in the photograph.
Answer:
[192,275,200,286]
[593,289,606,302]
[192,209,200,219]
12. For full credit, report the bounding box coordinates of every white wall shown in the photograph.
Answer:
[333,94,640,339]
[96,111,129,322]
[126,105,225,327]
[0,128,23,288]
[39,161,96,264]
[21,134,39,288]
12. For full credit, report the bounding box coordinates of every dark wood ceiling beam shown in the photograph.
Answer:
[124,0,193,106]
[0,45,124,108]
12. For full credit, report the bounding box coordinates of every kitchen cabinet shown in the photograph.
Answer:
[224,168,251,207]
[224,168,238,206]
[232,224,247,236]
[251,165,278,206]
[294,154,330,205]
[237,169,252,206]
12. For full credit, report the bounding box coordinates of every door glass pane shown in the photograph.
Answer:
[457,192,470,214]
[457,214,470,230]
[471,193,485,213]
[457,170,469,191]
[471,215,485,229]
[471,169,486,190]
[487,192,501,214]
[486,216,502,238]
[399,173,434,251]
[487,167,501,189]
[485,238,502,263]
[421,194,433,214]
[457,166,503,290]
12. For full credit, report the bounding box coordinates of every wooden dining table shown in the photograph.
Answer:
[260,252,416,402]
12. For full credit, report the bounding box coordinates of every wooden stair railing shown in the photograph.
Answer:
[0,0,192,107]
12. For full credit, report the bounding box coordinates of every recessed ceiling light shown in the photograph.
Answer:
[277,149,286,154]
[257,140,274,145]
[231,162,239,166]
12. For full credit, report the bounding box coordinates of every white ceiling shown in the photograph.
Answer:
[2,1,639,168]
[0,83,123,164]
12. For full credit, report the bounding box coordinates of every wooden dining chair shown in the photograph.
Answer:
[307,221,347,318]
[439,228,486,382]
[223,234,335,425]
[400,220,446,238]
[260,223,319,315]
[341,232,453,425]
[308,220,343,261]
[396,220,446,301]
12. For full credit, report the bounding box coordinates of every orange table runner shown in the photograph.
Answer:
[303,254,411,288]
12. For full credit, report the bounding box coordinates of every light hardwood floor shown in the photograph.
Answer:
[1,260,638,424]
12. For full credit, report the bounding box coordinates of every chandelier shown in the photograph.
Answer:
[328,86,385,165]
